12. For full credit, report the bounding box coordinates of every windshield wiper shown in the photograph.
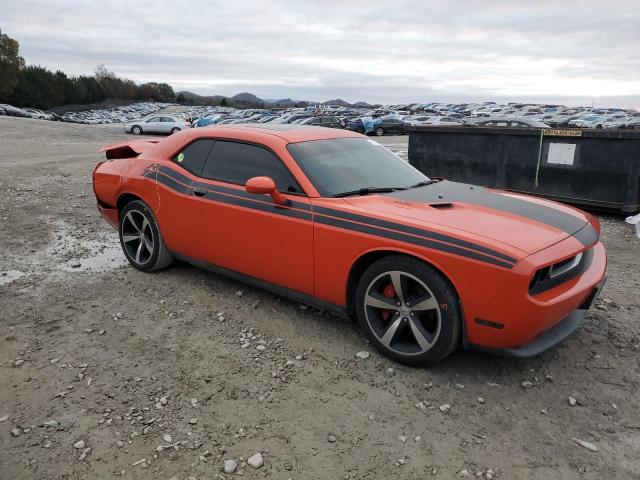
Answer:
[409,179,440,188]
[333,187,406,198]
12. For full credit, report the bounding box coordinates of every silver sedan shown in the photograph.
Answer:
[124,115,190,135]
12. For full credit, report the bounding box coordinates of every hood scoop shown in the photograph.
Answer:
[429,202,454,209]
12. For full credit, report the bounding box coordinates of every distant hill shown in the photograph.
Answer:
[231,92,264,105]
[177,91,376,109]
[324,98,352,107]
[177,91,225,106]
[353,101,377,108]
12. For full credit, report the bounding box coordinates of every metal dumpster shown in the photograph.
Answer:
[407,126,640,213]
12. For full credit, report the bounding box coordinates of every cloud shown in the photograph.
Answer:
[2,0,639,106]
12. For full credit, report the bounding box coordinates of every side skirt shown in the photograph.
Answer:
[172,253,349,319]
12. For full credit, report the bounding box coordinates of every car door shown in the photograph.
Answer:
[144,116,163,133]
[321,117,340,129]
[386,118,402,133]
[160,116,176,134]
[186,139,314,295]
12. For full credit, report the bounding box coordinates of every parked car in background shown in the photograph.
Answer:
[298,116,344,129]
[193,114,224,128]
[24,108,53,120]
[345,118,366,134]
[371,117,406,136]
[272,113,312,124]
[402,115,434,126]
[568,115,604,129]
[406,116,463,127]
[0,104,31,118]
[125,115,191,135]
[463,117,550,128]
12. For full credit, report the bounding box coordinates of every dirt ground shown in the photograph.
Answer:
[1,116,639,480]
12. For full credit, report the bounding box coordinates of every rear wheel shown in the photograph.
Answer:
[170,127,181,134]
[119,200,173,272]
[355,256,461,366]
[375,127,385,136]
[131,125,143,135]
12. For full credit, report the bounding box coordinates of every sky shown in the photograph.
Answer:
[3,0,640,107]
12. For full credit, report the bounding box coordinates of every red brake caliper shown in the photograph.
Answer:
[381,282,397,321]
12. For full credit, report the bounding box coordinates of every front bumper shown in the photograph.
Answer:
[464,239,607,352]
[468,276,606,358]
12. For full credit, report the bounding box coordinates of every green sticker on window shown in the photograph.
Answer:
[177,152,185,163]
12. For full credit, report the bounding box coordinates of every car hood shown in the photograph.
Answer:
[343,181,592,256]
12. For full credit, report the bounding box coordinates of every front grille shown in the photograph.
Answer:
[529,248,593,295]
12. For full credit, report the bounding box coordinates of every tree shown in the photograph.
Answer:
[0,28,25,100]
[176,92,186,104]
[220,97,228,107]
[10,66,65,109]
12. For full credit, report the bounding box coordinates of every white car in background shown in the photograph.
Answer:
[417,116,463,126]
[124,114,191,135]
[24,108,53,120]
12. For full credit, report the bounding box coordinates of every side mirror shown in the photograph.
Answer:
[245,176,287,205]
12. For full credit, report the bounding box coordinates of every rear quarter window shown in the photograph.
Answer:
[172,139,214,176]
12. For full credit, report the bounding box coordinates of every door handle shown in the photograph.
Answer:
[193,187,208,197]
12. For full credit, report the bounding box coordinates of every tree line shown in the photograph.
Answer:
[0,28,175,110]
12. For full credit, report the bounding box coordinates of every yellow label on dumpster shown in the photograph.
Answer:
[544,129,582,137]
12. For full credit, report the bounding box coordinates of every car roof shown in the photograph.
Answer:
[199,124,361,143]
[139,124,364,164]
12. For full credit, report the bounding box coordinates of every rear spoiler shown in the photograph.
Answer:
[100,139,160,159]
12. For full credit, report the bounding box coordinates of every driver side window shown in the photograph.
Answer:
[201,140,302,194]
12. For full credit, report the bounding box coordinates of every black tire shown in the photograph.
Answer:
[375,127,385,136]
[131,125,143,135]
[355,255,461,366]
[119,200,173,272]
[170,127,181,134]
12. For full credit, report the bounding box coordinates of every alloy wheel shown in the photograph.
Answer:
[121,210,154,266]
[363,271,441,356]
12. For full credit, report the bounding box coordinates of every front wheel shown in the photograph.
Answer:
[375,127,385,136]
[131,125,143,135]
[119,200,173,272]
[170,127,181,134]
[355,256,461,366]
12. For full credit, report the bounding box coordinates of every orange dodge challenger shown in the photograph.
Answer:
[93,124,607,365]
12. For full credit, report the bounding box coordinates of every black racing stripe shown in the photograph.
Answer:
[147,168,311,219]
[314,206,517,264]
[391,181,588,237]
[144,167,517,268]
[157,164,193,186]
[573,224,598,247]
[145,171,191,195]
[203,190,312,221]
[145,167,512,268]
[157,165,312,212]
[192,180,312,212]
[315,215,514,269]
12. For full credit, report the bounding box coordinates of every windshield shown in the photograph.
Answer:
[287,138,429,197]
